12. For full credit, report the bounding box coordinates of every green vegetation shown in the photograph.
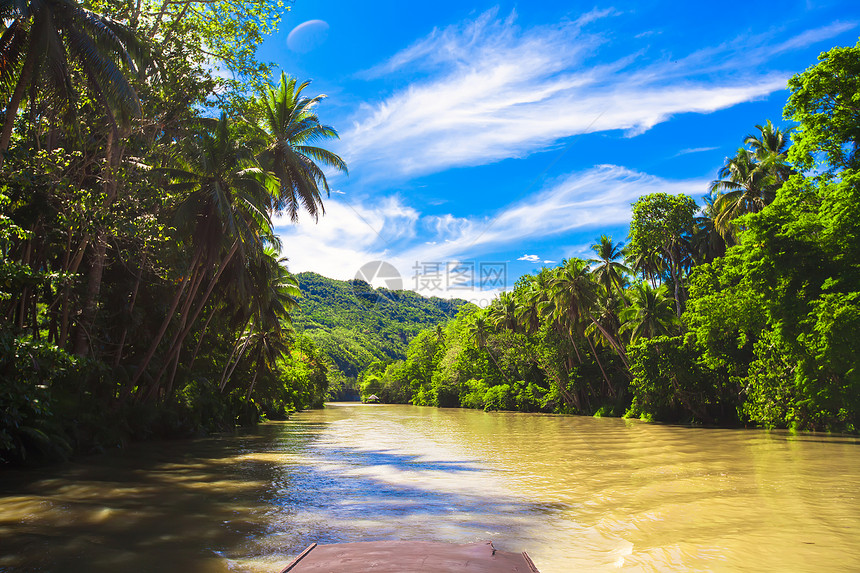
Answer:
[1,0,857,466]
[0,0,344,463]
[364,42,860,433]
[291,272,466,388]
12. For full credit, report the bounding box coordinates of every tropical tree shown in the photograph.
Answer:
[620,283,677,343]
[708,149,775,237]
[514,270,551,334]
[219,247,300,392]
[691,194,729,264]
[131,112,276,399]
[709,122,791,241]
[244,322,295,400]
[487,291,518,332]
[0,0,145,165]
[549,258,626,394]
[256,72,348,221]
[627,193,697,316]
[745,120,793,183]
[466,313,505,379]
[784,41,860,172]
[589,235,629,303]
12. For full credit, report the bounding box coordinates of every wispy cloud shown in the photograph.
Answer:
[340,9,847,180]
[768,20,856,55]
[277,164,706,297]
[675,146,720,156]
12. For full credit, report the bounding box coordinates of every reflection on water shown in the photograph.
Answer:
[2,403,860,572]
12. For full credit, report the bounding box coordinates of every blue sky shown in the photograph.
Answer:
[261,0,858,304]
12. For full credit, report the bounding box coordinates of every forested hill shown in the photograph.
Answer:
[292,272,468,377]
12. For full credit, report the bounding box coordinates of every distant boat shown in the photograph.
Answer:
[364,394,380,403]
[279,540,540,572]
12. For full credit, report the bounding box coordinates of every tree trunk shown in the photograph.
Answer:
[586,335,615,398]
[586,311,629,370]
[566,331,583,364]
[73,236,107,357]
[220,315,252,391]
[186,309,216,373]
[245,364,260,400]
[114,251,146,366]
[0,36,38,168]
[139,240,239,402]
[130,247,202,388]
[666,244,683,317]
[58,235,89,349]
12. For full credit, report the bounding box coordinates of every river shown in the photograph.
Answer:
[2,403,859,572]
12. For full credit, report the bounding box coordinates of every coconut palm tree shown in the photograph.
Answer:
[745,120,793,184]
[625,245,663,289]
[589,235,630,303]
[709,148,775,236]
[466,313,508,382]
[691,194,729,264]
[487,291,518,332]
[256,72,347,222]
[219,247,300,392]
[709,122,792,241]
[619,282,677,343]
[548,259,624,395]
[0,0,145,165]
[514,270,551,334]
[131,112,276,399]
[244,322,295,400]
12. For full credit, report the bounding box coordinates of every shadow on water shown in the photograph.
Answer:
[0,420,565,573]
[0,428,295,572]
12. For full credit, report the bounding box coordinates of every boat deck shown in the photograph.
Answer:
[279,540,540,572]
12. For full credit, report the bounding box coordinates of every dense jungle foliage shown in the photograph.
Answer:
[360,42,860,434]
[0,0,349,463]
[1,0,857,465]
[292,272,465,381]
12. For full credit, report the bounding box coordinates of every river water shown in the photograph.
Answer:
[2,403,859,572]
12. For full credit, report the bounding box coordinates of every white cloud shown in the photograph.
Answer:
[278,165,706,295]
[767,20,856,56]
[272,196,417,280]
[675,146,720,156]
[340,9,847,180]
[397,164,703,263]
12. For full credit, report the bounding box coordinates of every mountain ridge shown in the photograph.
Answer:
[292,272,469,378]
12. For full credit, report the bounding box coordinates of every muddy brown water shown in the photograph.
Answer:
[2,403,859,572]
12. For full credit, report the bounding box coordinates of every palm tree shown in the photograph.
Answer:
[589,235,630,303]
[709,148,774,237]
[514,270,551,334]
[244,322,295,400]
[256,72,347,221]
[219,248,300,392]
[487,291,518,332]
[619,282,677,343]
[131,112,276,399]
[0,0,144,165]
[691,194,729,264]
[709,122,791,241]
[548,258,624,395]
[625,245,663,289]
[745,120,793,184]
[466,313,508,382]
[551,259,628,362]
